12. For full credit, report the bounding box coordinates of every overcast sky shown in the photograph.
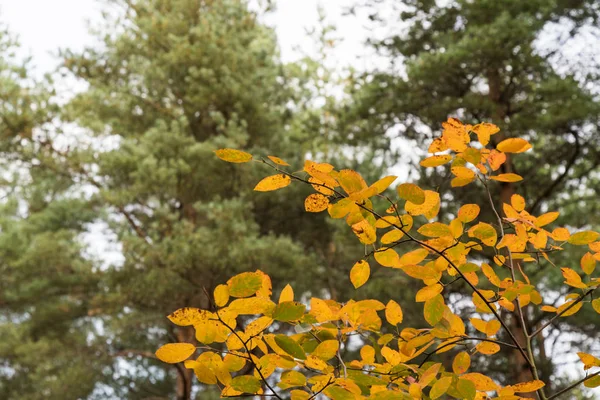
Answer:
[0,0,376,76]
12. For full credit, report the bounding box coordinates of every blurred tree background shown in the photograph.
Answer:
[0,0,599,399]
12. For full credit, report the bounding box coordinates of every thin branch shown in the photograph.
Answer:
[547,370,600,400]
[529,288,597,338]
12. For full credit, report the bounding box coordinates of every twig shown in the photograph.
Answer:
[547,370,600,400]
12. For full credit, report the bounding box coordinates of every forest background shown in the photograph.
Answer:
[0,0,599,399]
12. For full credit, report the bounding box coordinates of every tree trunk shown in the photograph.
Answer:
[175,326,195,400]
[487,69,536,395]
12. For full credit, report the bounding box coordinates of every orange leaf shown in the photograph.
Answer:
[496,138,532,153]
[490,173,523,182]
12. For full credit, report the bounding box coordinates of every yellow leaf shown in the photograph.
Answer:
[223,354,246,372]
[592,298,600,314]
[350,260,370,288]
[290,390,311,400]
[231,375,261,394]
[461,372,499,391]
[470,318,489,334]
[278,370,306,389]
[227,272,264,298]
[536,211,559,227]
[328,198,357,219]
[375,216,399,228]
[472,122,499,145]
[267,155,289,166]
[400,248,429,265]
[468,222,498,247]
[442,118,470,152]
[428,137,448,153]
[397,183,426,205]
[551,227,570,241]
[486,149,507,171]
[462,147,482,165]
[452,351,471,374]
[245,316,274,336]
[557,299,583,317]
[351,219,377,245]
[360,345,375,364]
[214,148,253,163]
[578,352,600,370]
[309,176,334,195]
[490,173,523,182]
[476,341,500,355]
[167,308,209,326]
[279,284,294,303]
[581,252,596,275]
[214,285,230,307]
[381,229,404,244]
[415,284,443,302]
[305,355,328,371]
[451,166,476,179]
[156,343,196,364]
[405,190,440,220]
[254,174,291,191]
[418,222,452,238]
[337,169,367,194]
[312,340,339,361]
[496,138,532,153]
[424,295,445,326]
[430,376,452,399]
[451,175,476,187]
[568,231,600,245]
[510,194,526,212]
[385,300,403,325]
[511,380,546,393]
[420,154,453,168]
[374,248,400,267]
[370,175,397,194]
[458,204,480,223]
[305,193,329,212]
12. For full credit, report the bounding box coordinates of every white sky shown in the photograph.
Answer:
[0,0,376,75]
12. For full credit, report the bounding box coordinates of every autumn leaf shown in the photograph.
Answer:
[385,300,403,325]
[155,343,196,363]
[267,155,289,166]
[490,173,523,182]
[214,285,229,307]
[452,351,471,374]
[496,138,532,153]
[227,272,264,298]
[568,231,599,245]
[350,260,370,288]
[305,193,329,212]
[397,183,425,204]
[458,204,480,223]
[254,174,291,191]
[214,148,253,163]
[424,294,445,326]
[231,375,261,394]
[278,284,294,303]
[511,380,545,393]
[420,154,453,168]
